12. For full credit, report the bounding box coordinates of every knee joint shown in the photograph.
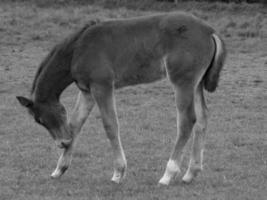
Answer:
[103,123,118,140]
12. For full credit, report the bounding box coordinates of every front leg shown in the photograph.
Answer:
[51,145,73,178]
[91,83,127,184]
[51,91,95,178]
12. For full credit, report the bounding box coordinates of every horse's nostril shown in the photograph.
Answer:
[61,142,69,149]
[56,142,64,149]
[56,141,66,149]
[55,138,72,149]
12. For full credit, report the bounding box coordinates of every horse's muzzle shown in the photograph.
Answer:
[55,139,72,149]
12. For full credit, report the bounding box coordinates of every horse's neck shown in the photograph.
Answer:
[33,53,73,102]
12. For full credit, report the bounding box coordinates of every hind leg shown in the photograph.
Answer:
[51,91,95,178]
[159,84,196,185]
[91,83,127,184]
[182,84,208,183]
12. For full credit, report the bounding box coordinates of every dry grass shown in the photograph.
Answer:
[0,1,266,200]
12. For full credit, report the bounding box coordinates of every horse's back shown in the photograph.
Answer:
[71,12,215,89]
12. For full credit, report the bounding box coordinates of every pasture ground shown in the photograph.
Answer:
[0,1,266,200]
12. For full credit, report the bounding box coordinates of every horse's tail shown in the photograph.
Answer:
[203,33,226,93]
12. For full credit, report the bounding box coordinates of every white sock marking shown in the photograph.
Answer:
[158,160,180,185]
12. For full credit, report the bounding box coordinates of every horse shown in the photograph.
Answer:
[17,12,226,185]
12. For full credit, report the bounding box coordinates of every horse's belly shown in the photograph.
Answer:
[115,59,166,88]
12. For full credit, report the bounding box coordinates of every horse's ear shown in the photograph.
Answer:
[16,96,33,108]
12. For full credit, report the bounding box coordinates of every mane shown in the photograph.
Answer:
[30,20,99,95]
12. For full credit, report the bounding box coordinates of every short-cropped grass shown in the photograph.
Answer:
[0,1,266,200]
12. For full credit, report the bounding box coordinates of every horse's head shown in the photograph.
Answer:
[16,96,72,149]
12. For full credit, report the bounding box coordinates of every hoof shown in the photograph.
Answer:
[111,174,122,184]
[111,167,126,184]
[182,172,194,183]
[182,168,201,183]
[157,181,169,188]
[158,171,179,186]
[51,166,68,179]
[158,174,172,186]
[158,160,180,186]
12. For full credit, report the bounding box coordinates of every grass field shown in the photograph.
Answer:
[0,1,266,200]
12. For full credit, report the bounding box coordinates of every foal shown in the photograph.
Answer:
[17,12,226,185]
